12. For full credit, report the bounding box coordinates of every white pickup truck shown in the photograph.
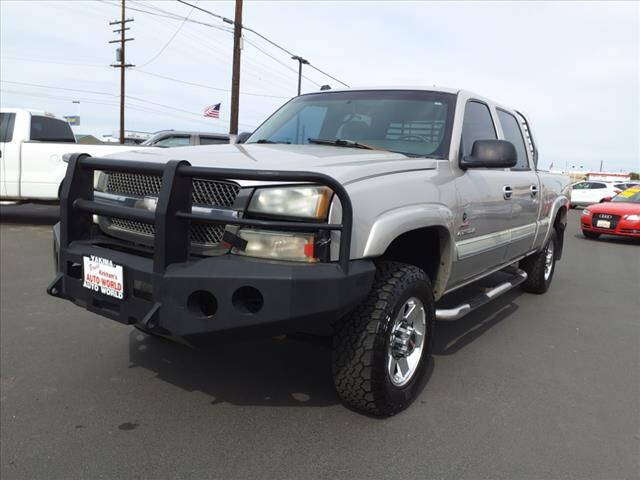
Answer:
[0,108,148,201]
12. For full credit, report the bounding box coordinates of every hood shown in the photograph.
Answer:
[100,143,439,186]
[586,201,640,215]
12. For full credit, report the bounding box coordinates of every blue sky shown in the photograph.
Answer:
[1,0,638,172]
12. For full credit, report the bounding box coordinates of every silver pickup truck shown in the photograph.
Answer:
[48,87,571,416]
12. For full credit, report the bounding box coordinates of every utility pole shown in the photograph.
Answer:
[291,56,309,96]
[229,0,243,136]
[109,0,134,144]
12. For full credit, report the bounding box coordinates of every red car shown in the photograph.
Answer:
[581,187,640,239]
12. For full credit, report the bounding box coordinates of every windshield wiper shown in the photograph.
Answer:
[255,139,290,144]
[307,138,379,150]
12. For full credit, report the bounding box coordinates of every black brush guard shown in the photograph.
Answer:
[47,154,375,341]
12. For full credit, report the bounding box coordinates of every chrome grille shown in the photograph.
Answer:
[105,172,239,207]
[103,172,240,247]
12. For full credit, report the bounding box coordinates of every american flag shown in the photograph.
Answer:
[204,103,220,118]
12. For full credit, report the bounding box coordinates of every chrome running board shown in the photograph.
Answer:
[435,267,527,321]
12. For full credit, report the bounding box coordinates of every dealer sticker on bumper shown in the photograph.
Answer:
[82,255,124,299]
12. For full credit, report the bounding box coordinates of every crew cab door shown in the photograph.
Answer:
[0,112,20,197]
[19,115,76,198]
[449,100,512,284]
[496,109,540,260]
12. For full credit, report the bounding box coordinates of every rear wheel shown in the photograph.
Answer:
[520,230,557,294]
[582,230,600,239]
[331,261,434,417]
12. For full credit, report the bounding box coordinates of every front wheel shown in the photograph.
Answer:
[520,230,557,294]
[331,261,434,417]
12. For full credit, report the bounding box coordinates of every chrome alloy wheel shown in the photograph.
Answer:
[544,240,555,281]
[387,297,427,387]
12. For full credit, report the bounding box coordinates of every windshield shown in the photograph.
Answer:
[612,188,640,203]
[246,90,456,158]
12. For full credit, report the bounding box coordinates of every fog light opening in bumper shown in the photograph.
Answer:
[187,290,218,318]
[232,286,264,314]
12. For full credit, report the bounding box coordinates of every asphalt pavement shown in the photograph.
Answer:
[1,205,638,480]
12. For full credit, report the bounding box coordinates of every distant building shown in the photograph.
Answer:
[586,172,631,182]
[102,130,153,144]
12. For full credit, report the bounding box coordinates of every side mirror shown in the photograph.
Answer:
[460,140,517,169]
[236,131,252,144]
[602,197,612,202]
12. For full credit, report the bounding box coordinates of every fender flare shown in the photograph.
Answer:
[541,194,569,248]
[361,204,455,298]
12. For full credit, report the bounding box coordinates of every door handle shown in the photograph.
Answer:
[503,186,513,200]
[530,185,538,197]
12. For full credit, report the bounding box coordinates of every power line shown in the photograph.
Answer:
[1,80,116,97]
[176,0,231,23]
[0,80,256,128]
[136,0,197,68]
[101,0,298,94]
[133,70,290,99]
[98,0,233,33]
[100,0,328,92]
[307,64,350,89]
[0,56,107,68]
[135,11,299,94]
[243,37,320,87]
[175,0,350,88]
[2,87,241,129]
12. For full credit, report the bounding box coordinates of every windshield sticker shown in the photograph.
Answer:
[619,188,640,197]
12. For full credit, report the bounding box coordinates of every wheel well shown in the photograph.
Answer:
[553,206,567,260]
[378,226,450,298]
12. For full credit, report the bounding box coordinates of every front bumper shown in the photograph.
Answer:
[49,223,375,342]
[48,155,373,344]
[581,216,640,238]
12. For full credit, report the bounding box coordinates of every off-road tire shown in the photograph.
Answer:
[331,261,434,417]
[582,230,600,239]
[520,229,557,294]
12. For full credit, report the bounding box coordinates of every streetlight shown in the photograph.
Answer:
[291,55,309,96]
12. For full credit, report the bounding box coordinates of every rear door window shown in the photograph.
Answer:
[589,182,607,189]
[30,115,75,142]
[199,136,228,145]
[497,109,529,170]
[461,101,497,156]
[152,135,191,147]
[0,112,16,142]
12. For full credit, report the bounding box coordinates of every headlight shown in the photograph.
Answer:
[233,229,317,262]
[624,214,640,221]
[581,209,591,216]
[248,186,332,219]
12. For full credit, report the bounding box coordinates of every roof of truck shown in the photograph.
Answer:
[0,107,62,118]
[303,86,523,117]
[304,86,462,95]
